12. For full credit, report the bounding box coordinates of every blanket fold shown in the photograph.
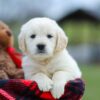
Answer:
[0,79,85,100]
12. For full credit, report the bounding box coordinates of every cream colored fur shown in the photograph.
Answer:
[18,17,81,99]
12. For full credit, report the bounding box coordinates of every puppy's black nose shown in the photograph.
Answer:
[37,44,45,50]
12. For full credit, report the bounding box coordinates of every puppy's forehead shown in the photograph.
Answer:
[21,18,60,35]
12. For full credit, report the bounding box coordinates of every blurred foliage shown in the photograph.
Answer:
[60,20,100,45]
[81,65,100,100]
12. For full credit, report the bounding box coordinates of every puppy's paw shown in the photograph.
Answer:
[34,77,53,92]
[51,82,65,99]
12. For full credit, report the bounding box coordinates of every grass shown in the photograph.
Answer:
[80,65,100,100]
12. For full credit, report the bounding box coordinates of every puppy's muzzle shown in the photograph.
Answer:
[37,44,45,53]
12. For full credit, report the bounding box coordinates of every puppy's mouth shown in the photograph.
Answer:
[32,49,52,59]
[36,50,47,55]
[38,51,45,54]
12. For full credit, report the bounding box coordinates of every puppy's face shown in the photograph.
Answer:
[19,18,68,60]
[26,26,56,60]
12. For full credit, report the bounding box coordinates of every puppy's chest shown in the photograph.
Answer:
[38,63,59,77]
[36,62,62,77]
[23,56,66,78]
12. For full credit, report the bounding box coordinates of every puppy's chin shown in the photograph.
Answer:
[28,52,53,61]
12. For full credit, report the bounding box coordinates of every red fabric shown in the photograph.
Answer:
[6,47,22,68]
[0,79,85,100]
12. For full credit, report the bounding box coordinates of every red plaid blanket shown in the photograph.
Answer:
[0,79,85,100]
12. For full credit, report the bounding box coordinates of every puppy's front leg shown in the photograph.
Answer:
[31,73,53,91]
[51,71,71,99]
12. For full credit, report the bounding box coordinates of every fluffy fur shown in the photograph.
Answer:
[0,21,13,49]
[0,21,23,79]
[18,18,81,99]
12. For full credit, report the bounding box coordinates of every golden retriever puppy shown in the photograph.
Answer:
[18,17,81,99]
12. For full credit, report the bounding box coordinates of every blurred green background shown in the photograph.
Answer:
[61,20,100,45]
[81,66,100,100]
[0,0,100,99]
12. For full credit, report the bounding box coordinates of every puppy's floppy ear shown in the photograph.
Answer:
[55,28,68,53]
[18,31,26,53]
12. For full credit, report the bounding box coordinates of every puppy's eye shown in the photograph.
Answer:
[30,34,36,39]
[47,34,53,38]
